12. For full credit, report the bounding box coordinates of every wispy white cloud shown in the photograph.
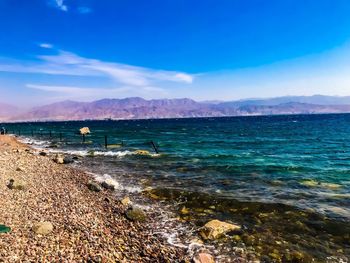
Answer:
[0,48,194,87]
[50,0,68,12]
[39,43,53,49]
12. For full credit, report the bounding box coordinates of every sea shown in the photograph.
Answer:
[3,114,350,262]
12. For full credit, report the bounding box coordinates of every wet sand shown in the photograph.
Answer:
[0,135,188,262]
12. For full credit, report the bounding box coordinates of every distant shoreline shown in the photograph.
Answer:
[2,111,350,124]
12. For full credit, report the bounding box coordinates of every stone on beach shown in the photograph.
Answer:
[63,155,74,164]
[101,179,117,190]
[53,154,64,164]
[193,253,215,263]
[7,179,25,190]
[16,166,24,172]
[32,222,53,235]
[200,219,241,240]
[87,182,102,192]
[125,206,147,222]
[0,135,188,261]
[120,196,131,206]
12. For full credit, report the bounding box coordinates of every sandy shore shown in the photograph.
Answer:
[0,135,188,262]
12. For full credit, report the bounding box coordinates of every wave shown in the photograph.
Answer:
[86,172,142,193]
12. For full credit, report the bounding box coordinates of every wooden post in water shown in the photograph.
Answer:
[40,130,42,137]
[31,130,34,136]
[82,134,86,143]
[18,130,21,136]
[150,141,159,154]
[49,131,52,138]
[59,132,62,142]
[104,135,108,149]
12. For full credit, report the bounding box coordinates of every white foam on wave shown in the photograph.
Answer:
[43,148,136,158]
[19,137,50,148]
[86,172,142,193]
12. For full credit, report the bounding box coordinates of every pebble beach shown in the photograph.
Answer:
[0,135,189,262]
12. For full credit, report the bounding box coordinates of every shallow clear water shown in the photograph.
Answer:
[3,114,350,261]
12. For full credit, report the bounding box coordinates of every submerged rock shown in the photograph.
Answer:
[87,182,102,192]
[125,207,147,222]
[200,219,241,240]
[32,222,53,235]
[39,151,47,156]
[7,179,25,190]
[193,253,215,263]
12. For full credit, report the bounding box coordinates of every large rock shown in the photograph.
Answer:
[32,222,53,235]
[101,179,118,190]
[193,253,215,263]
[63,155,74,164]
[7,179,25,190]
[125,207,147,222]
[200,219,241,240]
[87,182,102,192]
[79,127,90,135]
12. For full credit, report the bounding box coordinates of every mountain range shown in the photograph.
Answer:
[2,95,350,122]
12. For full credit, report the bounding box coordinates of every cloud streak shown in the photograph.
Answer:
[36,50,194,86]
[51,0,68,11]
[0,44,193,103]
[0,47,193,86]
[39,43,53,49]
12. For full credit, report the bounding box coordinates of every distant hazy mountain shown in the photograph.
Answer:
[218,95,350,107]
[5,95,350,121]
[12,97,222,121]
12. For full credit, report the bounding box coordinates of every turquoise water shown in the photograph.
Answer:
[3,114,350,261]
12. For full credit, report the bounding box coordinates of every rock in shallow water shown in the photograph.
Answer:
[101,179,117,190]
[87,182,102,192]
[32,222,53,235]
[125,207,147,222]
[63,156,74,164]
[200,219,241,240]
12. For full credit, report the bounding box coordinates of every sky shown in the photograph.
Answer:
[1,0,350,106]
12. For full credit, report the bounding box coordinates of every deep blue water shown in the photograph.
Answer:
[4,114,350,261]
[4,114,350,220]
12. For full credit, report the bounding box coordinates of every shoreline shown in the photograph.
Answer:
[2,133,350,262]
[0,135,191,262]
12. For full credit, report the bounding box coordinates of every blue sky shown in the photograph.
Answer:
[1,0,350,106]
